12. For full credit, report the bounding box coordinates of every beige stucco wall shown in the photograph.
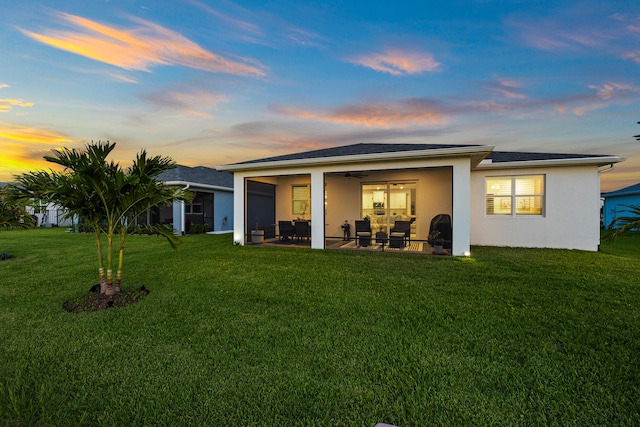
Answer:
[324,167,453,239]
[470,165,601,251]
[253,168,454,240]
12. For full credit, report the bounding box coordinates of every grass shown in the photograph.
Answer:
[1,228,639,426]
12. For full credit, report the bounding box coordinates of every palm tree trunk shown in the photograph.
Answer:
[115,233,125,293]
[105,269,114,296]
[99,268,107,293]
[104,232,115,296]
[95,230,107,294]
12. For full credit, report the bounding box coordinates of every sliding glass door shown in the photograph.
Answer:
[361,182,416,235]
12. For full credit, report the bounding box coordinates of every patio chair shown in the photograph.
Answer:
[294,220,311,241]
[278,220,295,241]
[355,220,371,246]
[390,220,412,245]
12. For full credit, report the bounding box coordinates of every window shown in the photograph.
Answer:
[486,175,544,216]
[292,185,309,216]
[186,202,203,214]
[186,194,204,214]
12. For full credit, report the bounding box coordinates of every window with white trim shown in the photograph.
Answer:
[486,175,545,216]
[292,185,310,216]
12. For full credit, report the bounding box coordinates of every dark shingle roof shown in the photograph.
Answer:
[234,143,479,165]
[230,143,615,166]
[157,165,233,188]
[487,151,613,163]
[602,182,640,197]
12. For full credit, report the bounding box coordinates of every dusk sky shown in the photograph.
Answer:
[1,0,639,191]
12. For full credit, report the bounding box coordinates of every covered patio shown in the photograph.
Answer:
[218,144,492,256]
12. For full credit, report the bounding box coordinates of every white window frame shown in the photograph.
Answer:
[291,184,310,216]
[485,175,545,217]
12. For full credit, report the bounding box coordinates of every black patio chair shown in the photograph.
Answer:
[278,220,294,241]
[294,220,311,241]
[390,220,412,245]
[355,220,371,246]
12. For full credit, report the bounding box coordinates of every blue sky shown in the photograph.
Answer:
[1,0,639,191]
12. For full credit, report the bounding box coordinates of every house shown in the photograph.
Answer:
[601,182,640,229]
[148,165,234,234]
[217,143,624,255]
[26,200,76,228]
[0,184,74,228]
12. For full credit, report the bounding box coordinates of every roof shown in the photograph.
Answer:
[487,151,614,163]
[218,143,494,171]
[232,143,476,165]
[157,165,234,189]
[218,143,624,172]
[602,182,640,198]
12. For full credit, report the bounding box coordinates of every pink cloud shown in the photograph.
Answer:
[271,98,449,128]
[589,82,638,100]
[622,50,640,63]
[347,49,440,75]
[509,10,640,63]
[270,79,637,129]
[514,22,604,52]
[485,78,527,99]
[138,87,227,118]
[20,11,267,76]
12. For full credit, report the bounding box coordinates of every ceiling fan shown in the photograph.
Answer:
[344,171,368,179]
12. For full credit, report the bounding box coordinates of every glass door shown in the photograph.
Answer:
[361,183,387,234]
[361,181,416,236]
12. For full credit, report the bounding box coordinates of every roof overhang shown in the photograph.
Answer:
[475,155,626,170]
[217,145,495,172]
[163,181,233,192]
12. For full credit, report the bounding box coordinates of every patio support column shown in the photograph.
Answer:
[452,159,471,256]
[234,173,246,245]
[310,171,325,249]
[172,200,185,235]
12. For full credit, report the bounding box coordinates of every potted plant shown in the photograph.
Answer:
[428,230,445,254]
[251,217,264,244]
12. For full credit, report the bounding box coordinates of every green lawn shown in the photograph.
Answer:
[1,228,639,426]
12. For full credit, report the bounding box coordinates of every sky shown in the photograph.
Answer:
[1,0,639,192]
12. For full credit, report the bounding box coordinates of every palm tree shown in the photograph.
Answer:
[606,204,640,239]
[11,141,190,295]
[107,149,186,293]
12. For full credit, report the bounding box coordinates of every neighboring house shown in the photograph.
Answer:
[2,183,75,228]
[26,200,75,228]
[601,182,640,229]
[217,143,624,255]
[0,184,73,227]
[152,165,234,234]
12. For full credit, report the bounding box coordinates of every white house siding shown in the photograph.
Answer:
[470,165,601,251]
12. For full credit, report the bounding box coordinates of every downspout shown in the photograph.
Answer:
[598,163,615,175]
[180,184,189,235]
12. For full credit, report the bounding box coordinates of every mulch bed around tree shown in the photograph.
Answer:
[63,287,149,313]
